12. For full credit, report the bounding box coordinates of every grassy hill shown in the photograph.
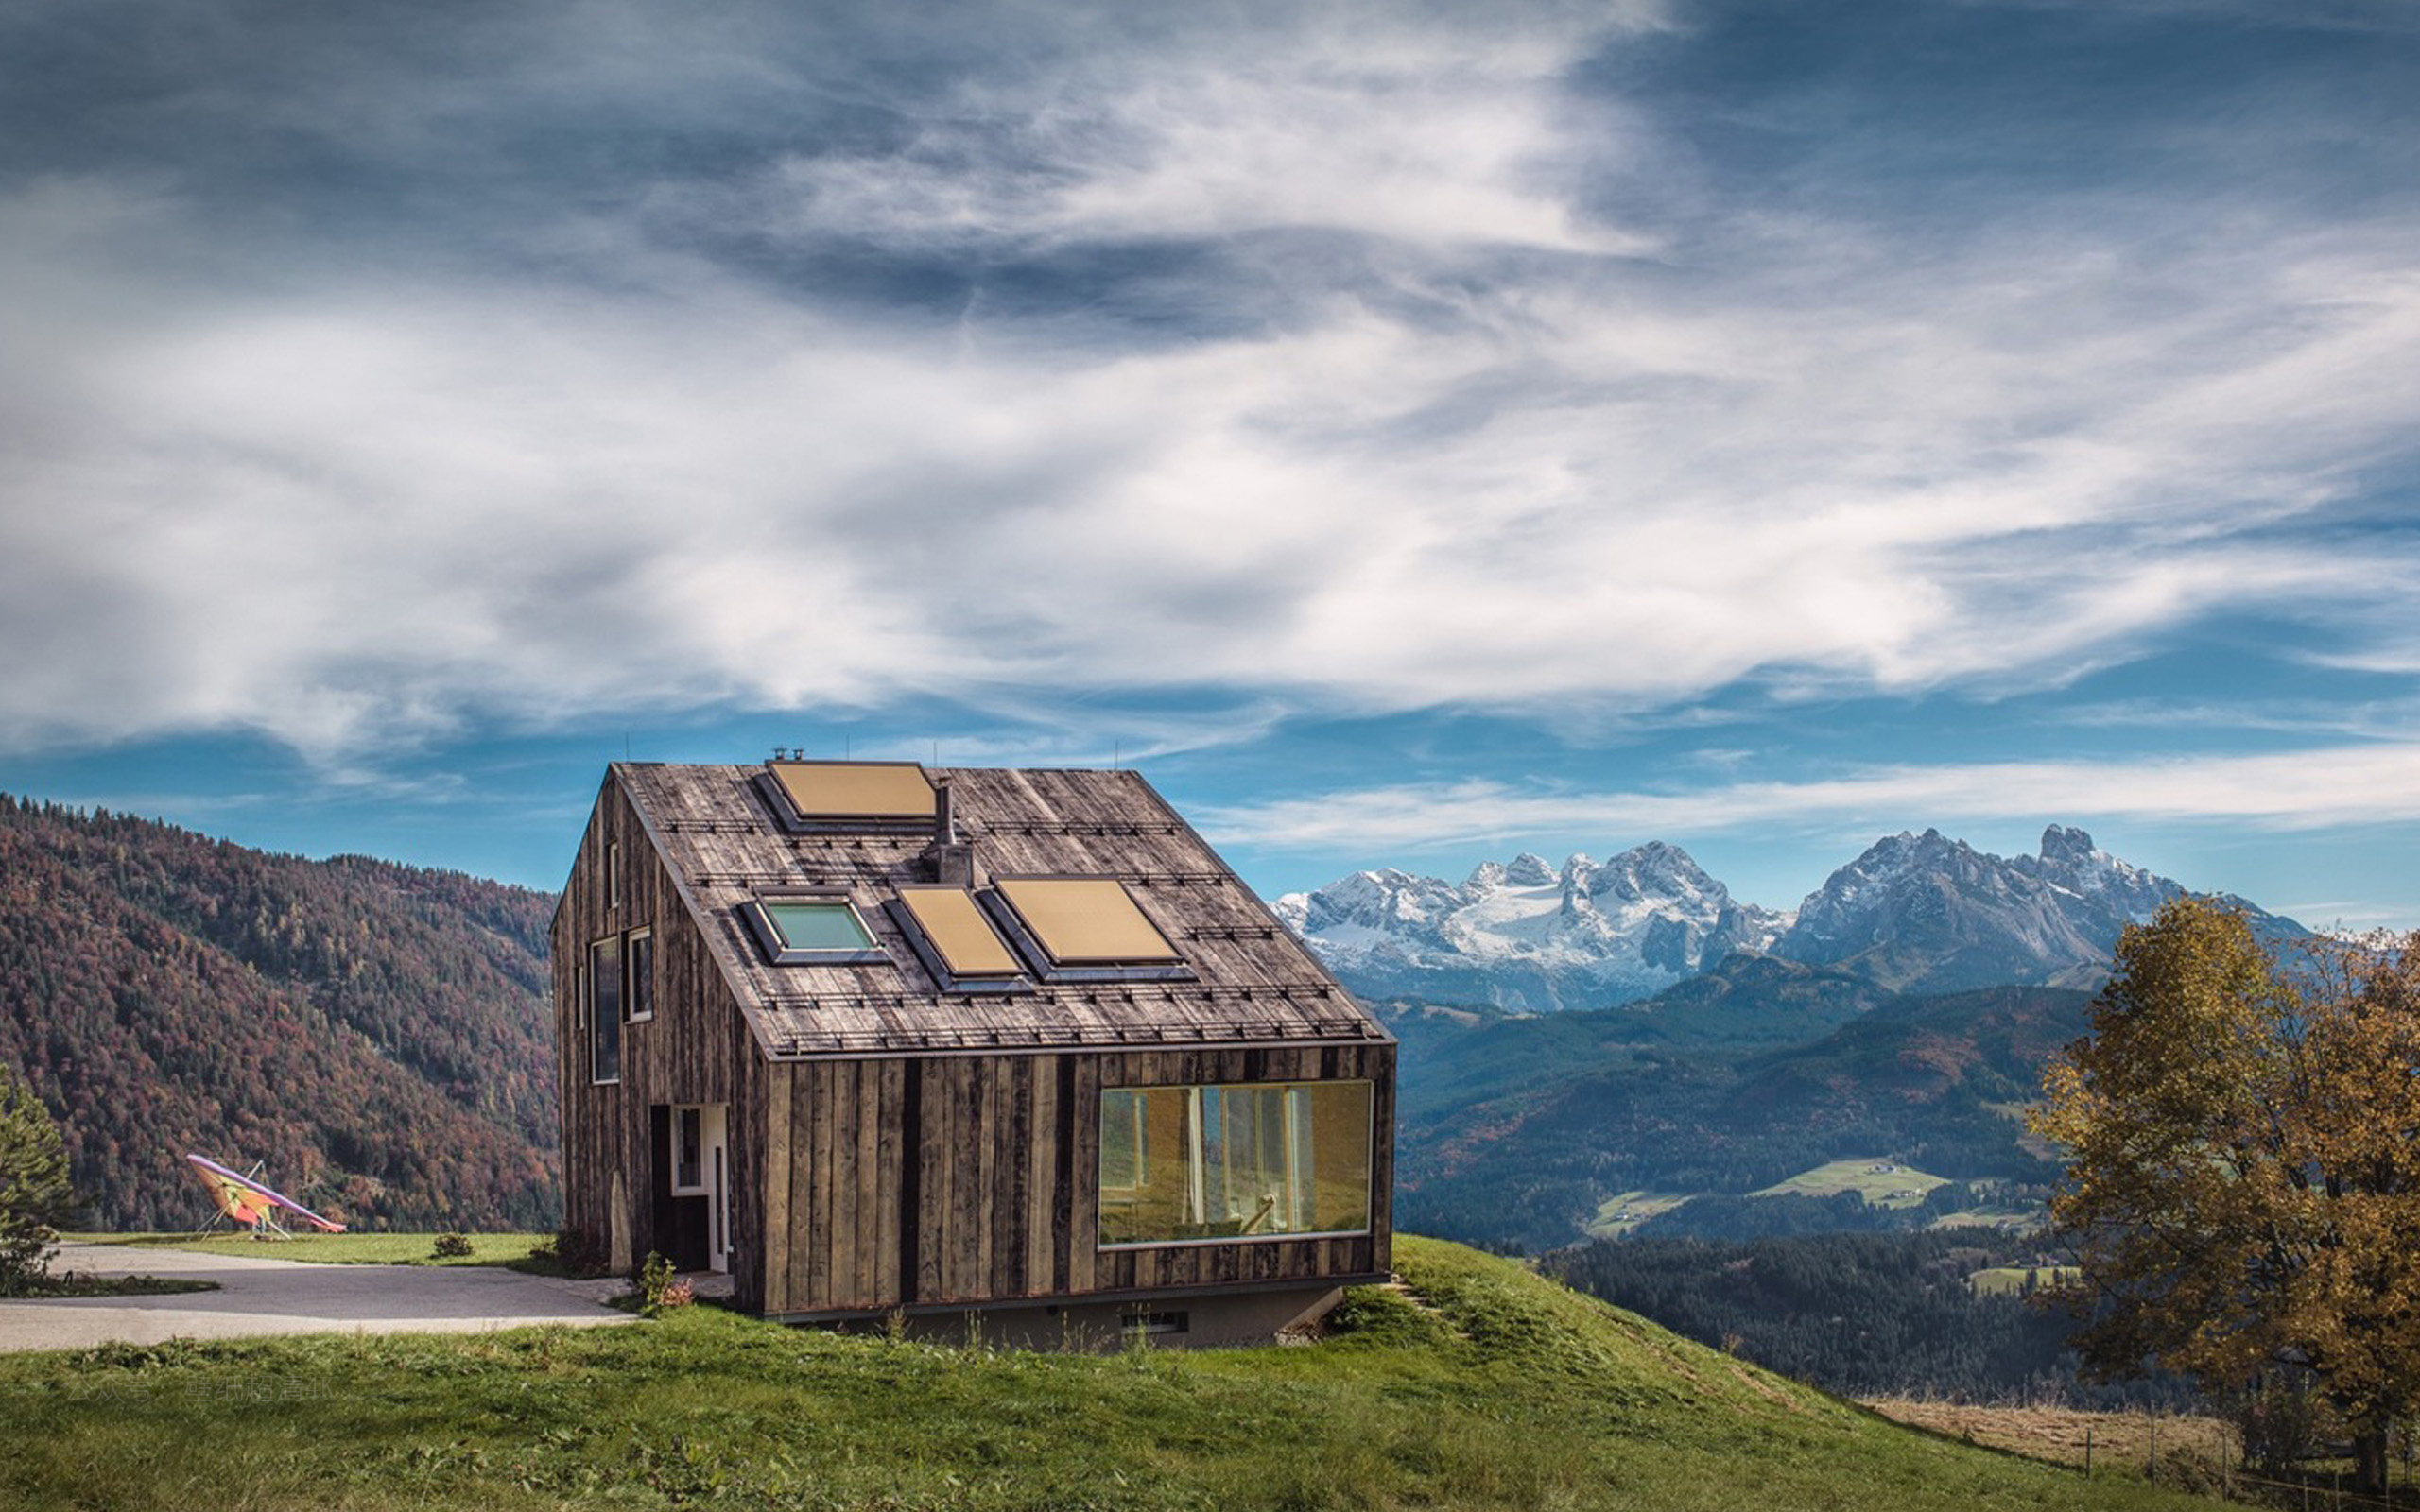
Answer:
[0,795,559,1230]
[0,1238,2217,1512]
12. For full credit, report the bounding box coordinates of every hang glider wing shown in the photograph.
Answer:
[183,1154,347,1233]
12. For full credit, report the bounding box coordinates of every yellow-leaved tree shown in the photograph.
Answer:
[2034,897,2420,1492]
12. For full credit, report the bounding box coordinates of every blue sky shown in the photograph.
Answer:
[4,0,2418,924]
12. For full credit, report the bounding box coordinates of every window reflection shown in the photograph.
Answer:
[1098,1081,1372,1246]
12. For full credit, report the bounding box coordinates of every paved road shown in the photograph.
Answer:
[0,1243,636,1352]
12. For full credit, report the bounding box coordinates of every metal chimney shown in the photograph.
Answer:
[923,777,975,885]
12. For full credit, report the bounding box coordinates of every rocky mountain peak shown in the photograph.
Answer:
[1278,840,1789,1012]
[2038,824,2100,868]
[1504,851,1558,887]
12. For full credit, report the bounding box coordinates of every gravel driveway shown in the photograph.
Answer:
[0,1243,636,1353]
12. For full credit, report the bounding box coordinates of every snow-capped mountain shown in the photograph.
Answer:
[1773,823,2301,992]
[1272,841,1790,1012]
[1277,824,2305,1010]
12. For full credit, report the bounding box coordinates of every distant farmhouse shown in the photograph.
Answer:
[552,758,1395,1344]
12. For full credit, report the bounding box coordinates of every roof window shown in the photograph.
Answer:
[759,760,936,832]
[743,896,889,966]
[889,885,1030,993]
[986,876,1192,982]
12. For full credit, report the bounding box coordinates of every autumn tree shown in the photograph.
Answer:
[0,1061,77,1290]
[2034,898,2420,1492]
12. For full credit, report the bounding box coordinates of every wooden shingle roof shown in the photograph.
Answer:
[614,763,1390,1058]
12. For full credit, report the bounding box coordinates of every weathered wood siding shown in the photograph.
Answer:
[554,772,773,1311]
[762,1040,1395,1317]
[559,764,1397,1321]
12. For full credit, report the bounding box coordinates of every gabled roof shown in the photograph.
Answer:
[612,763,1389,1058]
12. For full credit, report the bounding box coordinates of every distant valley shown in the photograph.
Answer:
[1381,958,2095,1251]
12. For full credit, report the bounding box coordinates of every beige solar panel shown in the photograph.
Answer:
[995,878,1183,966]
[769,761,935,820]
[898,887,1024,978]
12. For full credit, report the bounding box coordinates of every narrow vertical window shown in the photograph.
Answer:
[607,841,622,910]
[626,929,653,1022]
[673,1107,702,1192]
[590,936,622,1083]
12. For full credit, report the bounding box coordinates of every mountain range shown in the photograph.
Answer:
[1275,824,2305,1012]
[0,793,2310,1248]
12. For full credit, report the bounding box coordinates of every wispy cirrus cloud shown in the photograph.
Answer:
[1196,743,2420,855]
[1,0,2417,775]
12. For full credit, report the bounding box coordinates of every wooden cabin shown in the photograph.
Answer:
[551,758,1394,1345]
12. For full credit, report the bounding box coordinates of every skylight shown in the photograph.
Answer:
[764,760,935,825]
[742,897,888,966]
[992,877,1184,969]
[894,886,1025,981]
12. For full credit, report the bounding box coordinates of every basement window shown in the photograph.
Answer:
[1098,1080,1373,1248]
[742,896,889,966]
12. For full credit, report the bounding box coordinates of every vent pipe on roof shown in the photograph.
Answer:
[923,777,975,885]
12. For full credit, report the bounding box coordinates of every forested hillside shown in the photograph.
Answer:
[1545,1231,2191,1407]
[0,796,560,1230]
[1389,961,2088,1251]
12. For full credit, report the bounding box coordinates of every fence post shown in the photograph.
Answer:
[2150,1416,2158,1484]
[2084,1426,2093,1479]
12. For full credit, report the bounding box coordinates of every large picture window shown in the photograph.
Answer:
[589,936,622,1083]
[1097,1081,1372,1247]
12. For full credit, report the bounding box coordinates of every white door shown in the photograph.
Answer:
[702,1105,730,1274]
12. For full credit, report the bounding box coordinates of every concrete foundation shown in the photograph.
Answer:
[799,1282,1351,1351]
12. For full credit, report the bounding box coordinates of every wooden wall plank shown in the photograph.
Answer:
[1068,1055,1099,1293]
[915,1061,943,1305]
[789,1072,815,1314]
[830,1064,861,1308]
[854,1059,880,1310]
[974,1061,999,1295]
[950,1059,984,1300]
[812,1063,839,1308]
[875,1057,904,1307]
[759,1060,793,1314]
[1026,1058,1057,1296]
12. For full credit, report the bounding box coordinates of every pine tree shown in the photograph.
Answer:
[0,1061,77,1288]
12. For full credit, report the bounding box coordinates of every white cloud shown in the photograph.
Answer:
[1193,744,2420,854]
[3,3,2419,764]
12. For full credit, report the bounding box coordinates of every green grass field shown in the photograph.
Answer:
[1583,1191,1694,1237]
[60,1231,553,1267]
[1966,1264,2084,1297]
[1752,1159,1949,1209]
[1927,1205,2043,1233]
[0,1237,2221,1511]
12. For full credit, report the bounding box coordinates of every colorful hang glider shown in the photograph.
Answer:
[183,1153,346,1236]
